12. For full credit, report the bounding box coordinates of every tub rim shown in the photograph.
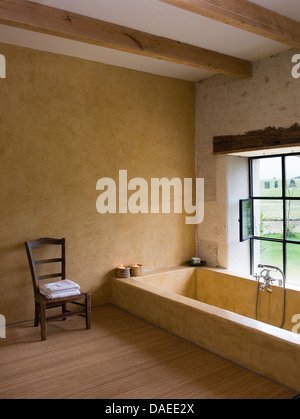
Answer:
[138,265,300,293]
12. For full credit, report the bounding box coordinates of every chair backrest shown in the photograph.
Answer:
[25,238,66,295]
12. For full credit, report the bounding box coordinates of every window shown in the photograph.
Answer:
[240,153,300,286]
[239,199,253,242]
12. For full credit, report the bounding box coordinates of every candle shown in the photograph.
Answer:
[116,265,130,278]
[130,263,143,277]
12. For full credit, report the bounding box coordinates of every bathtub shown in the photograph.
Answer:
[111,266,300,392]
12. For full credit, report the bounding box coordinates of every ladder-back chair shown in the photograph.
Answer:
[25,238,91,341]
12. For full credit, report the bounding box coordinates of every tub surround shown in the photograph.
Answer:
[111,266,300,392]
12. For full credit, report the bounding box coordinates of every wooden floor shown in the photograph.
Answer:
[0,305,297,399]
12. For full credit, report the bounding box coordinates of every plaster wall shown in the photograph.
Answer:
[0,43,195,323]
[195,48,300,271]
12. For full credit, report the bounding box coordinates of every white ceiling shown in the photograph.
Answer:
[0,0,299,81]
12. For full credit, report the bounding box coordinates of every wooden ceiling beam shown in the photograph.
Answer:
[0,0,252,79]
[213,124,300,155]
[160,0,300,49]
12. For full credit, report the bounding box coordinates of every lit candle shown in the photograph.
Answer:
[130,263,143,277]
[116,265,130,278]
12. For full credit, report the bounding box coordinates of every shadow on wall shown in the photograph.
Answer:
[0,241,34,323]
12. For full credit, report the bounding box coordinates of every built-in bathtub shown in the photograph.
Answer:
[111,266,300,392]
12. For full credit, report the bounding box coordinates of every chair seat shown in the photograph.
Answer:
[35,291,88,307]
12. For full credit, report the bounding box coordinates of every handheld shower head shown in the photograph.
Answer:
[258,264,280,271]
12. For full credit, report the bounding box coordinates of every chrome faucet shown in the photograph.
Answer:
[255,264,283,292]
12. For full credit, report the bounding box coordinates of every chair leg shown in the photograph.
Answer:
[40,302,47,341]
[62,303,67,321]
[34,302,39,327]
[86,293,91,330]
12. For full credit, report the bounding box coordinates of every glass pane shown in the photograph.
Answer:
[253,240,283,280]
[285,156,300,198]
[252,157,282,197]
[240,199,253,241]
[253,200,283,239]
[286,200,300,242]
[286,243,300,286]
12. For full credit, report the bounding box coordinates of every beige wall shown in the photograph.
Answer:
[196,48,300,270]
[0,43,196,323]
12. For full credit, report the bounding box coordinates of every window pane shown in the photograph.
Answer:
[286,243,300,286]
[253,200,283,239]
[285,156,300,198]
[252,157,282,197]
[286,200,300,242]
[253,240,283,280]
[240,199,253,241]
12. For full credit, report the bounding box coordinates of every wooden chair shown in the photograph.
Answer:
[25,238,91,341]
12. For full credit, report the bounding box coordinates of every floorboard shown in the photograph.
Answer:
[0,304,297,399]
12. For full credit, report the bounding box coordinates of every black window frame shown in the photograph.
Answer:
[239,198,253,242]
[244,153,300,281]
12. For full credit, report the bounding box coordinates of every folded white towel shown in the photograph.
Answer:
[40,279,80,293]
[41,289,81,300]
[40,280,81,300]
